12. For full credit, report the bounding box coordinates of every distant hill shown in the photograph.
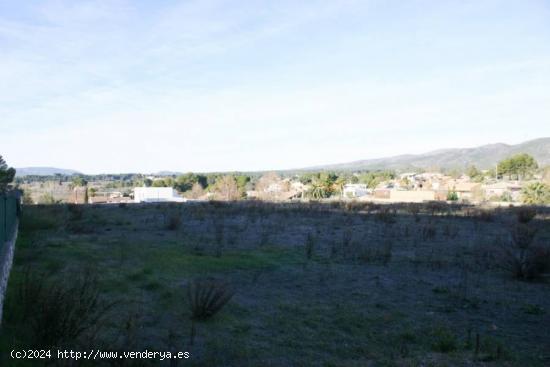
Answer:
[305,137,550,172]
[15,167,81,176]
[154,171,183,176]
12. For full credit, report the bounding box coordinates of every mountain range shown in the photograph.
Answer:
[15,167,81,176]
[303,137,550,172]
[14,138,550,175]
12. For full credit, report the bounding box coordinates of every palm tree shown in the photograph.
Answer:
[308,182,327,199]
[522,182,550,205]
[333,177,346,196]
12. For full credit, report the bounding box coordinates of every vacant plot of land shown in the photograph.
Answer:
[1,201,549,366]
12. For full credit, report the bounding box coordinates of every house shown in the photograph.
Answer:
[373,188,391,199]
[443,181,482,201]
[343,184,369,198]
[483,182,523,201]
[134,187,186,203]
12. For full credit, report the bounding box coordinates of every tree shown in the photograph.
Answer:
[333,177,346,195]
[88,187,97,197]
[358,171,395,189]
[255,172,282,199]
[466,165,483,182]
[308,173,337,199]
[215,176,240,201]
[521,182,550,205]
[0,155,16,192]
[176,173,207,192]
[255,172,280,193]
[308,182,329,200]
[22,190,34,205]
[447,168,462,179]
[152,179,167,187]
[71,176,88,187]
[497,154,538,180]
[187,183,205,199]
[234,175,251,198]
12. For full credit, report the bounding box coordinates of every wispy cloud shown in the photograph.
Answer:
[1,0,549,172]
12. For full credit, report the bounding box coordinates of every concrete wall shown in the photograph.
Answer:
[389,190,436,203]
[0,219,17,327]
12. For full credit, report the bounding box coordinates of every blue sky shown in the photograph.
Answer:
[1,0,549,174]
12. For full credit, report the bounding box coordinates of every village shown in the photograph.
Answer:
[17,169,546,206]
[12,153,549,206]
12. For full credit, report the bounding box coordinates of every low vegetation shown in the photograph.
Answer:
[1,201,549,366]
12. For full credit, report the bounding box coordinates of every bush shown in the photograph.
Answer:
[422,223,436,240]
[447,190,458,201]
[16,269,115,348]
[472,209,494,222]
[515,207,536,224]
[165,212,181,230]
[406,203,420,221]
[187,278,234,345]
[375,207,396,223]
[498,224,549,280]
[431,327,457,353]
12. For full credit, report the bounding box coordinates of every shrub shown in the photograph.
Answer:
[406,203,420,222]
[431,327,457,353]
[515,207,536,224]
[17,269,115,348]
[187,278,234,346]
[165,212,181,230]
[375,207,396,223]
[447,190,459,201]
[422,223,436,240]
[497,224,549,280]
[426,201,448,216]
[473,209,494,222]
[511,224,537,249]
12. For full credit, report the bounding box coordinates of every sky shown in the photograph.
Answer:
[1,0,550,174]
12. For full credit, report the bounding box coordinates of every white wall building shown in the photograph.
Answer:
[134,187,186,203]
[343,184,370,198]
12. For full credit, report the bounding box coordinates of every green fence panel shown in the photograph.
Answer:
[0,195,18,244]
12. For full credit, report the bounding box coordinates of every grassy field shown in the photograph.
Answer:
[1,201,549,366]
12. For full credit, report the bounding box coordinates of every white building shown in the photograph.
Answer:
[343,184,370,198]
[134,187,186,203]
